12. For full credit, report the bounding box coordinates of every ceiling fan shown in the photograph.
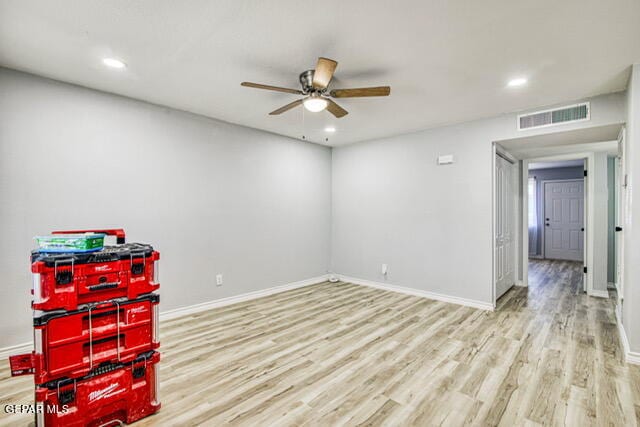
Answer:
[241,57,390,118]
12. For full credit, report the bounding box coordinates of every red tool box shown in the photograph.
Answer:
[15,294,160,384]
[9,228,161,426]
[31,242,159,312]
[34,350,161,427]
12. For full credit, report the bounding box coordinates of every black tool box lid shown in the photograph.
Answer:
[31,243,155,266]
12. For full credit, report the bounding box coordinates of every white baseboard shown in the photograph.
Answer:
[160,274,330,321]
[0,341,33,360]
[0,274,330,359]
[338,275,495,311]
[589,289,610,299]
[615,309,640,365]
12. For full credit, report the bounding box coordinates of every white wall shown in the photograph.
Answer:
[623,64,640,351]
[331,92,626,307]
[0,68,332,349]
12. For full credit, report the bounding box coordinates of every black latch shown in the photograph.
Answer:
[58,388,75,405]
[132,365,146,379]
[131,263,144,275]
[583,266,588,274]
[56,270,73,285]
[616,226,623,232]
[584,170,588,177]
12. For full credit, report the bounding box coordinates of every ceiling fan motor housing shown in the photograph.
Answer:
[299,70,315,93]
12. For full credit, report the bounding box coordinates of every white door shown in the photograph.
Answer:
[544,180,584,261]
[495,155,515,299]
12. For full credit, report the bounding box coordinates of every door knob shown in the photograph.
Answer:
[545,223,550,226]
[616,226,623,232]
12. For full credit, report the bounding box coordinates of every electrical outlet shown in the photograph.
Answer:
[381,264,388,276]
[216,274,223,286]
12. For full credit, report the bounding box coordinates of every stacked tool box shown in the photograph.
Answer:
[10,229,161,426]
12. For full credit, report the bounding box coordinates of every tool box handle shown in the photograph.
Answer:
[52,228,126,244]
[88,301,122,370]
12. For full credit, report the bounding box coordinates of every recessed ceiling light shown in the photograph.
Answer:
[324,126,336,133]
[103,58,126,69]
[507,77,527,87]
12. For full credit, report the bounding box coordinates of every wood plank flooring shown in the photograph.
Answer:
[1,259,639,426]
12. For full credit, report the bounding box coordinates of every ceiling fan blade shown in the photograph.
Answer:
[330,86,391,98]
[312,57,338,89]
[269,99,303,115]
[326,99,348,118]
[241,82,303,95]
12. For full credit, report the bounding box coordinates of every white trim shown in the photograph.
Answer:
[0,341,32,360]
[338,275,495,311]
[615,128,626,306]
[496,145,518,164]
[491,144,497,305]
[160,274,330,321]
[616,309,640,365]
[522,158,530,286]
[589,289,610,299]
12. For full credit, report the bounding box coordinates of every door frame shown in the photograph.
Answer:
[540,178,585,261]
[492,143,520,307]
[521,152,595,296]
[615,127,626,308]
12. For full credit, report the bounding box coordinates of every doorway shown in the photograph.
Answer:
[493,125,624,308]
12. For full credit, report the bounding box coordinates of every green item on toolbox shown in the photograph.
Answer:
[34,233,105,253]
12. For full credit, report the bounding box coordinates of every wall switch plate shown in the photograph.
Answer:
[216,274,223,286]
[437,154,455,165]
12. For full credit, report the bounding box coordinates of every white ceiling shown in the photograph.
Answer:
[1,1,639,146]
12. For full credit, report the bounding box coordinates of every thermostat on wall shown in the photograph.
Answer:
[437,154,455,165]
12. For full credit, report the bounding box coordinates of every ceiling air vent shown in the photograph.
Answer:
[517,102,590,131]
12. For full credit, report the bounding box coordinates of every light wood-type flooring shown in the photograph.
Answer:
[1,259,639,426]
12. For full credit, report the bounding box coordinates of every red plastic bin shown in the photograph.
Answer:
[34,351,160,427]
[31,243,159,311]
[30,294,159,384]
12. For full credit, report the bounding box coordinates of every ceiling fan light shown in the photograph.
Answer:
[303,96,328,112]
